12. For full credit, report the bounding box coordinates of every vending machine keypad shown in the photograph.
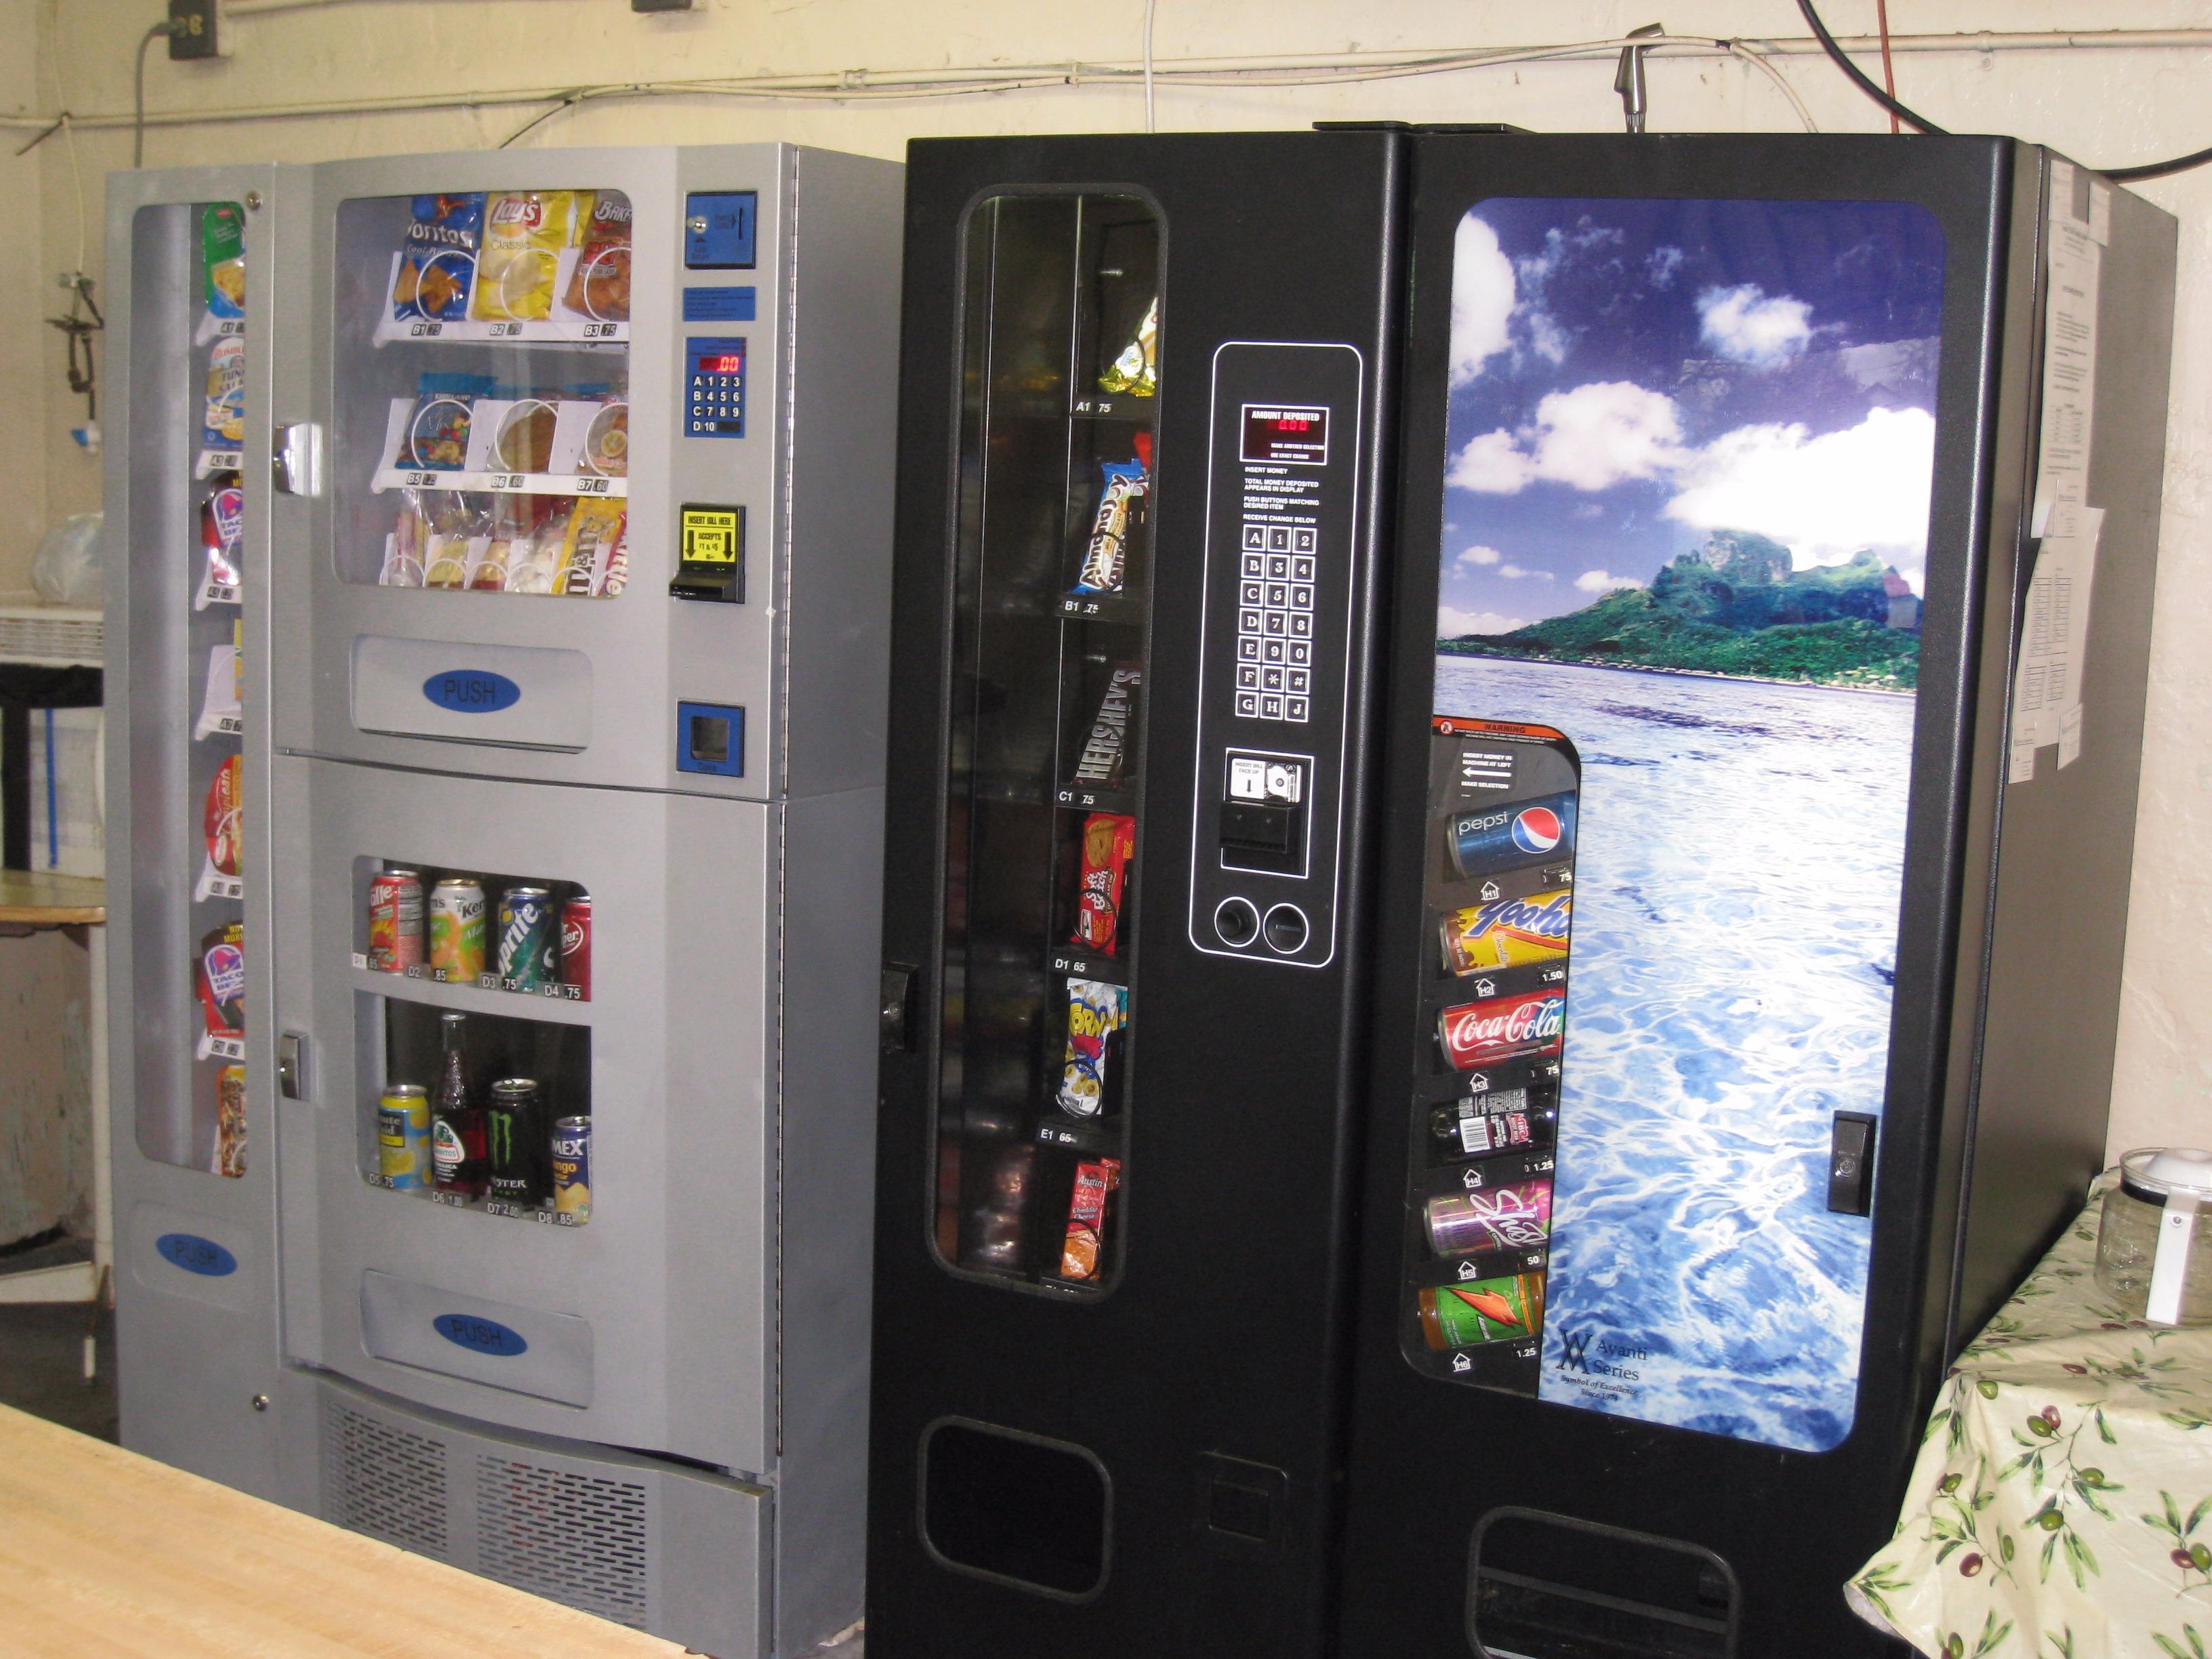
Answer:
[1187,344,1364,968]
[685,336,746,437]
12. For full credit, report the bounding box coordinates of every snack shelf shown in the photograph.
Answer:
[371,466,627,501]
[194,447,243,480]
[369,392,628,499]
[1054,593,1144,625]
[373,248,630,348]
[350,963,594,1026]
[1046,946,1126,987]
[1051,781,1136,816]
[1068,393,1155,422]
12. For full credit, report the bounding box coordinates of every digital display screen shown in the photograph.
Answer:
[1242,405,1330,466]
[698,353,744,375]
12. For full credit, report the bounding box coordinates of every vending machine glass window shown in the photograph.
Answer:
[332,190,632,597]
[129,199,250,1176]
[931,194,1159,1294]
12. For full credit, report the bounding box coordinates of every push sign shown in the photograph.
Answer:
[422,669,521,713]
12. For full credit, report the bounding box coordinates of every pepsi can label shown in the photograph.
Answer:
[1447,790,1577,879]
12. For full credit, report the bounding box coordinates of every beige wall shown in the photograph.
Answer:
[12,0,2212,1156]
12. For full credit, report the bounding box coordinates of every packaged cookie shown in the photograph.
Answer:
[555,498,626,598]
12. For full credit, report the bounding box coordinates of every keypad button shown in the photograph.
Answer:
[1289,641,1310,665]
[1237,638,1261,661]
[1290,614,1312,638]
[1261,694,1285,719]
[1286,668,1309,693]
[1265,583,1288,607]
[1263,639,1285,663]
[1263,667,1284,691]
[1292,556,1315,581]
[1243,553,1265,577]
[1267,528,1290,551]
[1236,665,1260,689]
[1235,692,1260,717]
[1244,525,1267,550]
[1291,586,1313,609]
[1286,696,1309,721]
[1240,609,1263,634]
[1267,555,1290,580]
[1265,613,1287,636]
[1241,581,1263,605]
[1294,529,1317,552]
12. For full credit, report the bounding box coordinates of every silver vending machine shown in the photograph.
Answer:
[104,144,901,1658]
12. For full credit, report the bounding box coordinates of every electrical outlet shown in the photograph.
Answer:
[167,0,221,60]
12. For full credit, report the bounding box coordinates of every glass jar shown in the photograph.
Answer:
[2095,1148,2212,1325]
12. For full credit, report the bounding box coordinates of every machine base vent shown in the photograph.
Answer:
[476,1454,650,1626]
[310,1376,769,1656]
[323,1400,452,1557]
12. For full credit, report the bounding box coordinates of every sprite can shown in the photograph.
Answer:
[496,885,558,990]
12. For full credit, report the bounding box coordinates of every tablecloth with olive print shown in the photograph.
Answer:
[1849,1181,2212,1659]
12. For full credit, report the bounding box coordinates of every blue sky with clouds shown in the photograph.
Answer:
[1437,197,1947,639]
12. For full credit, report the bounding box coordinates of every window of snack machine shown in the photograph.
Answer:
[930,194,1160,1294]
[350,859,594,1227]
[136,199,250,1176]
[332,190,632,598]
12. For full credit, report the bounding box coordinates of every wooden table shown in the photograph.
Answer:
[0,1403,688,1658]
[0,872,110,1332]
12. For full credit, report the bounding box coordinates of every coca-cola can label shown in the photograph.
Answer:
[559,895,592,999]
[1438,988,1565,1069]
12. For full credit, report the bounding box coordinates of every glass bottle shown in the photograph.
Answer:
[430,1011,487,1197]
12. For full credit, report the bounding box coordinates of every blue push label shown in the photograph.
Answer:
[155,1233,238,1277]
[422,670,521,714]
[433,1312,529,1357]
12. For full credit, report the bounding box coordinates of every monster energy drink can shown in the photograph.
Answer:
[495,885,558,991]
[485,1077,550,1207]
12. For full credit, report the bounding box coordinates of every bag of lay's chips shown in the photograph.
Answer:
[473,191,580,324]
[391,193,484,323]
[203,203,245,319]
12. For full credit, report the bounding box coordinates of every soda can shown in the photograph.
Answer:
[552,1116,592,1221]
[377,1083,430,1189]
[559,895,592,998]
[1424,1179,1553,1257]
[1440,887,1572,977]
[367,867,424,973]
[1446,791,1578,880]
[428,877,487,979]
[496,885,558,990]
[1438,988,1565,1070]
[1418,1273,1545,1351]
[485,1077,549,1206]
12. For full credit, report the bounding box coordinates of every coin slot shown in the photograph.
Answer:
[1262,904,1309,954]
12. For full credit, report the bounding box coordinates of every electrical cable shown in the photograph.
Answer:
[1875,0,1898,136]
[1797,0,2212,180]
[134,20,173,168]
[1143,0,1158,134]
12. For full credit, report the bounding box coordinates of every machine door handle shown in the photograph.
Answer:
[277,1031,310,1101]
[880,964,917,1054]
[272,422,321,497]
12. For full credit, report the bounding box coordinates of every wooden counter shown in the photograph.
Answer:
[0,869,104,927]
[0,1404,688,1658]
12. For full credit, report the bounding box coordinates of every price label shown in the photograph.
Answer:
[350,951,369,970]
[428,1189,468,1208]
[490,322,520,338]
[575,476,610,496]
[478,972,501,991]
[409,321,444,338]
[583,322,619,340]
[491,472,523,491]
[403,964,425,980]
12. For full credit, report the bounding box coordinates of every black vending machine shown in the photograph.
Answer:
[869,128,2175,1659]
[867,131,1406,1658]
[1338,135,2175,1658]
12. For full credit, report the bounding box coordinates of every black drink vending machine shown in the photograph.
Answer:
[868,131,1406,1657]
[1336,136,2175,1657]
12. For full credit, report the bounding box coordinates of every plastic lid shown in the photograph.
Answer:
[2122,1147,2212,1201]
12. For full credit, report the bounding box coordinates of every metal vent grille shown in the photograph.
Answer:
[0,607,102,668]
[322,1401,451,1557]
[474,1454,651,1626]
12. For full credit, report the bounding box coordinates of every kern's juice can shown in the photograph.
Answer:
[367,867,424,972]
[428,877,487,979]
[496,885,558,989]
[1418,1273,1545,1350]
[552,1116,592,1221]
[377,1083,430,1189]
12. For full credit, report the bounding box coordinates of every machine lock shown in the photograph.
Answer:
[1828,1111,1878,1216]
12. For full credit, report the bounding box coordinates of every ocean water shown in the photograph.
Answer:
[1433,655,1915,1452]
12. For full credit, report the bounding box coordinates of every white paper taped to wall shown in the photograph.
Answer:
[2011,157,2112,785]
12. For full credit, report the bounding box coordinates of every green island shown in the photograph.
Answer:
[1441,529,1921,691]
